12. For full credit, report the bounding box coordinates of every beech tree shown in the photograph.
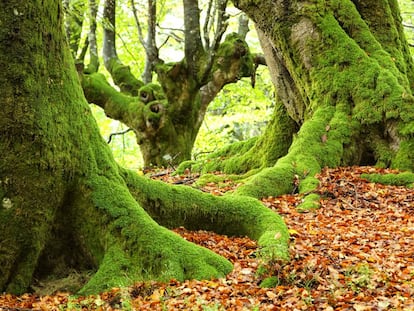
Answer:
[0,0,288,295]
[66,0,263,167]
[187,0,414,206]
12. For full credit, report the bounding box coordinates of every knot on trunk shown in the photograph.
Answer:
[139,83,166,104]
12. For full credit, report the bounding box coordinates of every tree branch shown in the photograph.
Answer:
[202,0,213,49]
[200,33,255,114]
[77,36,89,64]
[183,0,204,80]
[81,73,137,122]
[209,0,228,53]
[237,13,249,39]
[130,0,146,47]
[107,128,133,144]
[142,0,160,84]
[102,0,143,95]
[81,73,168,149]
[103,0,118,65]
[200,0,229,84]
[86,0,99,73]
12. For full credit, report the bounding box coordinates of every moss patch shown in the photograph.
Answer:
[297,193,321,212]
[361,171,414,187]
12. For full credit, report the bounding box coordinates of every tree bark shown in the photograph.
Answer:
[183,0,205,81]
[0,0,288,295]
[102,0,143,95]
[215,0,414,200]
[86,0,100,73]
[142,0,159,83]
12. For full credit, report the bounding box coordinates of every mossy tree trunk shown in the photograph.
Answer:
[207,0,414,199]
[0,0,289,295]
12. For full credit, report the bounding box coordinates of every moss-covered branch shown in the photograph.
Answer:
[102,0,143,95]
[71,167,233,294]
[361,171,414,187]
[81,73,143,125]
[105,58,144,96]
[200,33,255,107]
[234,105,349,198]
[122,168,290,262]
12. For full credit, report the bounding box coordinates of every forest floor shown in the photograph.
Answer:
[1,166,414,310]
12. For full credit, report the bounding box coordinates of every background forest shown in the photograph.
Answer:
[64,0,414,170]
[76,0,271,169]
[80,0,414,170]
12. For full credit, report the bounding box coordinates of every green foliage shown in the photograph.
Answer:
[91,106,143,170]
[345,263,375,292]
[260,276,279,288]
[194,68,273,157]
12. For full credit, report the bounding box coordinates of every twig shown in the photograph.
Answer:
[107,128,133,144]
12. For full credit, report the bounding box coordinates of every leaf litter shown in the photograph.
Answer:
[1,166,414,310]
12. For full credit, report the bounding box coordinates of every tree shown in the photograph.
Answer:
[0,0,288,295]
[66,0,264,167]
[189,0,414,205]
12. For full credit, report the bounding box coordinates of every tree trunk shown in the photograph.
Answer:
[0,0,288,295]
[208,0,414,200]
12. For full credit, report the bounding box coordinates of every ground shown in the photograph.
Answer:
[1,166,414,310]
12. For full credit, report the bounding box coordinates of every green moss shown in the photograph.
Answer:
[0,0,238,295]
[235,165,295,198]
[138,83,166,102]
[361,172,414,187]
[307,3,414,137]
[106,58,143,96]
[297,193,320,211]
[70,170,234,295]
[200,137,258,173]
[236,0,414,174]
[299,176,320,194]
[82,73,142,122]
[392,140,414,171]
[175,160,198,174]
[0,0,95,293]
[260,276,280,288]
[212,33,254,78]
[79,246,140,294]
[122,168,290,263]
